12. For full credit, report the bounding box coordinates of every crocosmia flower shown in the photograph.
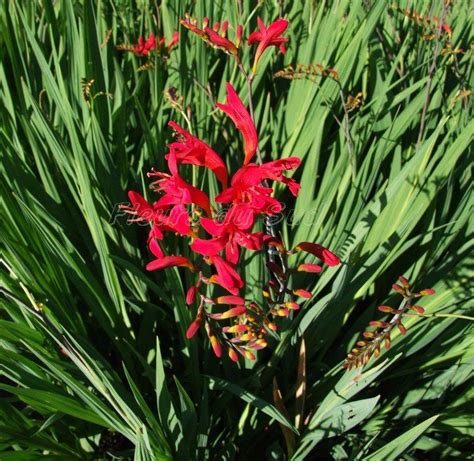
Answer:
[132,32,156,56]
[124,66,341,363]
[216,83,258,165]
[180,16,243,56]
[248,18,289,73]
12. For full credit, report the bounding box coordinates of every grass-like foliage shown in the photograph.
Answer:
[0,0,472,459]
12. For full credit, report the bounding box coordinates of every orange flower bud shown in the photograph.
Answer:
[369,320,386,328]
[398,275,410,287]
[216,295,245,305]
[293,288,312,298]
[243,350,256,361]
[186,319,201,339]
[285,302,300,310]
[210,335,222,358]
[397,322,407,335]
[248,338,268,350]
[384,336,391,350]
[210,306,246,320]
[222,324,248,334]
[411,305,425,314]
[373,345,380,358]
[274,308,290,317]
[392,284,405,294]
[378,305,394,313]
[186,286,197,305]
[297,263,322,273]
[363,331,375,338]
[228,348,239,362]
[418,288,435,296]
[266,322,278,331]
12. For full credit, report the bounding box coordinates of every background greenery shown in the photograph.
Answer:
[0,0,472,459]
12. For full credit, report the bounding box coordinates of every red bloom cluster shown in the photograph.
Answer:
[181,16,288,73]
[123,80,340,362]
[117,31,179,57]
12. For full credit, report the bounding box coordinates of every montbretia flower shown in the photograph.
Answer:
[191,204,266,264]
[168,121,228,187]
[132,32,157,56]
[124,191,191,241]
[162,31,180,52]
[248,18,289,73]
[124,74,342,365]
[149,152,212,215]
[117,31,179,61]
[216,83,258,165]
[215,158,301,215]
[208,255,244,295]
[180,15,243,56]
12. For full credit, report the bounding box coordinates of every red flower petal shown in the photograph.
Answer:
[191,236,227,256]
[216,83,258,165]
[247,18,289,72]
[210,255,243,295]
[128,191,154,220]
[168,121,228,187]
[146,255,194,271]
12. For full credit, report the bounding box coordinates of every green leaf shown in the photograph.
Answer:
[363,415,440,461]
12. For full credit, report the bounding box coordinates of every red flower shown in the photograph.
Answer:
[149,152,212,215]
[168,121,228,187]
[124,191,192,245]
[216,83,258,166]
[248,18,289,73]
[215,157,301,215]
[208,255,244,295]
[180,16,243,56]
[191,205,265,264]
[165,31,180,52]
[294,242,340,266]
[132,32,157,56]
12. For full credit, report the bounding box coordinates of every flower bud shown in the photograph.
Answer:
[293,288,312,298]
[186,319,201,339]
